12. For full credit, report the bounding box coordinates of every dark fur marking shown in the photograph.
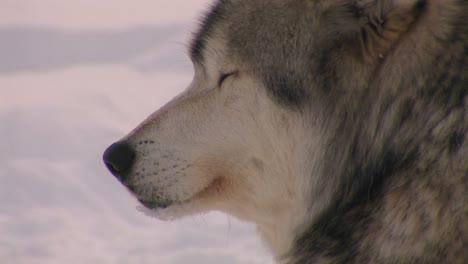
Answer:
[424,30,468,108]
[189,1,225,64]
[317,47,338,94]
[265,73,307,106]
[348,3,364,19]
[293,142,417,263]
[397,98,415,127]
[348,148,417,207]
[448,131,465,154]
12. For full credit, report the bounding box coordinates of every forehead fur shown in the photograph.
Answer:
[191,0,325,106]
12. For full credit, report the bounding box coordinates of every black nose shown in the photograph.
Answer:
[103,141,135,181]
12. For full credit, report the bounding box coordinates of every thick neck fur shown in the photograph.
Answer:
[285,1,467,263]
[255,200,309,263]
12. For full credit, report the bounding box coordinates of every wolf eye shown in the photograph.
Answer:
[218,71,237,87]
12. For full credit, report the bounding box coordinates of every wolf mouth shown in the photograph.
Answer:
[136,177,223,212]
[137,199,171,209]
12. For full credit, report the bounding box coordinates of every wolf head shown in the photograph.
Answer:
[104,0,466,260]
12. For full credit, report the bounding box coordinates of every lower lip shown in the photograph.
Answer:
[138,199,171,209]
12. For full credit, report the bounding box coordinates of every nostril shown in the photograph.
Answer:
[103,141,135,179]
[104,160,120,175]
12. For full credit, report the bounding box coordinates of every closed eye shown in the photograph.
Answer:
[218,71,238,87]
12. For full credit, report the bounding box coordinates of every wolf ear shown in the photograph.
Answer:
[328,0,426,62]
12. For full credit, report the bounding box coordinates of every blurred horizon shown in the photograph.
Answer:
[0,25,191,74]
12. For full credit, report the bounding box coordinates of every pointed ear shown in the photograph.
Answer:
[327,0,426,62]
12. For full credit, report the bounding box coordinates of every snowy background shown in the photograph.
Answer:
[0,1,273,263]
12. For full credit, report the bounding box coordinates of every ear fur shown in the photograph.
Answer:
[329,0,427,62]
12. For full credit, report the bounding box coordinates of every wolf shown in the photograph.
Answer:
[103,0,467,263]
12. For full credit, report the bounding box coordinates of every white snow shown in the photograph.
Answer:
[0,1,273,263]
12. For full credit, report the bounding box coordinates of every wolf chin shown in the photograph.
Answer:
[103,0,467,263]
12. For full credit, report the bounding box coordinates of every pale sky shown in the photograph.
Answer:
[0,0,210,29]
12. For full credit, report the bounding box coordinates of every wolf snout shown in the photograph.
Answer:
[103,141,135,181]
